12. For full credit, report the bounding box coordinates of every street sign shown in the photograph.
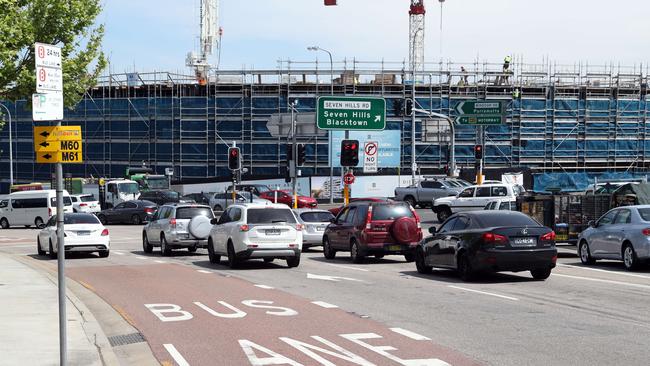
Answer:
[363,141,378,173]
[32,93,64,121]
[454,101,505,125]
[33,126,83,164]
[35,42,62,68]
[317,96,386,130]
[343,172,355,185]
[36,66,63,93]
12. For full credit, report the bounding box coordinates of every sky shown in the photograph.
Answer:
[99,0,650,74]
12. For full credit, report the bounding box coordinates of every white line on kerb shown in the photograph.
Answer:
[254,285,274,289]
[154,260,167,264]
[112,251,125,255]
[311,301,339,308]
[558,264,650,280]
[320,262,370,272]
[163,344,190,366]
[197,270,212,274]
[448,285,519,301]
[135,256,148,260]
[390,328,431,341]
[553,273,650,290]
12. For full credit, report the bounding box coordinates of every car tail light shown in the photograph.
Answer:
[482,232,507,245]
[247,244,258,248]
[48,208,52,216]
[364,205,373,230]
[540,231,556,241]
[295,224,304,231]
[551,255,558,263]
[80,203,88,207]
[145,207,155,214]
[101,229,109,236]
[642,228,650,236]
[240,224,250,232]
[169,218,177,228]
[409,206,421,229]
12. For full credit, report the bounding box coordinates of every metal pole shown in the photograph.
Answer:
[290,101,298,208]
[321,48,335,204]
[55,121,67,366]
[0,104,13,186]
[413,108,456,176]
[411,69,417,184]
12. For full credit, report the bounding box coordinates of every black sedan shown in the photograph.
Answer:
[415,211,557,281]
[97,200,157,225]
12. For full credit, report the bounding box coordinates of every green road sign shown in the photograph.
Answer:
[455,100,505,125]
[455,115,503,125]
[317,96,386,130]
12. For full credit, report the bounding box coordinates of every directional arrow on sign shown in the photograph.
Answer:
[374,115,381,122]
[40,131,50,138]
[42,153,52,160]
[39,141,49,148]
[307,273,363,282]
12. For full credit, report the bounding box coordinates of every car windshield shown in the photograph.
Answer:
[176,207,214,219]
[477,213,539,227]
[638,208,650,221]
[247,208,297,224]
[80,195,96,202]
[147,178,169,189]
[162,191,179,199]
[64,214,100,225]
[300,211,335,222]
[372,204,413,220]
[51,197,72,206]
[118,183,140,194]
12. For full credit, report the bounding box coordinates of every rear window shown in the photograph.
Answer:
[371,204,413,220]
[175,207,214,219]
[477,213,539,228]
[247,208,297,224]
[638,208,650,222]
[300,212,334,222]
[64,214,100,225]
[162,191,179,199]
[80,195,96,202]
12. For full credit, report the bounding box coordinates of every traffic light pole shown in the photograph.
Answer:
[344,130,350,205]
[290,101,298,209]
[477,126,485,185]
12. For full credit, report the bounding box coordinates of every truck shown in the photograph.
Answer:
[94,179,141,209]
[394,179,462,208]
[126,167,169,191]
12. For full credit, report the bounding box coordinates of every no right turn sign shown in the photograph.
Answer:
[363,141,378,173]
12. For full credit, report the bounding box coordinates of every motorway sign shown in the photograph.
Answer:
[363,141,378,173]
[34,126,83,164]
[455,101,505,125]
[32,93,64,121]
[35,42,62,68]
[317,96,386,130]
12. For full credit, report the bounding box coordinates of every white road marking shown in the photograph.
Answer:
[448,285,519,301]
[0,244,33,248]
[163,343,190,366]
[307,273,363,282]
[553,273,650,290]
[197,270,213,274]
[389,328,431,341]
[320,262,370,272]
[558,263,650,279]
[112,251,125,255]
[311,301,339,309]
[254,285,274,289]
[135,256,148,260]
[154,260,167,264]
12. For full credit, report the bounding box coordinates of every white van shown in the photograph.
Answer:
[0,190,73,229]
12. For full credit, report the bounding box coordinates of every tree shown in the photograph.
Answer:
[0,0,107,110]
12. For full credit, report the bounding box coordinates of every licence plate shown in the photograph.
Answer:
[77,231,90,236]
[265,229,281,236]
[512,237,536,246]
[387,245,402,251]
[316,227,325,232]
[178,233,189,239]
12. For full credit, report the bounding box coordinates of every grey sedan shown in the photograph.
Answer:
[578,205,650,270]
[293,208,335,249]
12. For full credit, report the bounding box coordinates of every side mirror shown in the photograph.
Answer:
[210,218,219,225]
[329,218,336,223]
[588,220,596,228]
[428,226,437,234]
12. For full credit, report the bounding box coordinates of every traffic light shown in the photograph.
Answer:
[340,139,359,167]
[286,143,293,165]
[228,147,241,170]
[405,98,413,116]
[296,144,307,166]
[474,145,483,160]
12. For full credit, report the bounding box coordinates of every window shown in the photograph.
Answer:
[459,188,474,198]
[371,204,413,220]
[65,214,100,225]
[638,208,650,222]
[176,207,214,219]
[125,202,138,209]
[218,209,231,224]
[161,207,173,219]
[421,181,443,189]
[513,185,525,196]
[246,209,296,224]
[438,217,457,233]
[300,212,335,223]
[354,205,369,226]
[477,213,540,228]
[214,193,226,199]
[71,197,79,203]
[499,202,515,210]
[107,184,117,194]
[336,207,350,223]
[491,186,508,197]
[0,199,7,208]
[476,187,491,197]
[484,202,495,210]
[452,216,470,231]
[50,197,72,206]
[598,210,617,226]
[114,202,127,210]
[344,207,357,224]
[229,208,242,222]
[613,209,631,224]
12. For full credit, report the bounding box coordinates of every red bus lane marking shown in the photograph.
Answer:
[67,264,480,366]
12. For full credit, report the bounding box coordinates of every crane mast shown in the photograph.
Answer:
[409,0,426,75]
[186,0,219,84]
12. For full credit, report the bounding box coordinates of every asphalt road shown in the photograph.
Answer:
[2,208,650,366]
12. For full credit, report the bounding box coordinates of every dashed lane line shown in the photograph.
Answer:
[553,273,650,290]
[389,328,431,341]
[558,263,650,280]
[311,301,339,308]
[163,344,190,366]
[448,285,520,301]
[254,285,274,289]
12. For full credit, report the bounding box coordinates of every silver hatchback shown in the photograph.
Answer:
[578,205,650,270]
[142,204,215,256]
[293,208,335,249]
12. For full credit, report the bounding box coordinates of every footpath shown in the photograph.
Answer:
[0,253,113,366]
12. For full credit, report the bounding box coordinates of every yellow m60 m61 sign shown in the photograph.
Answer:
[34,126,83,163]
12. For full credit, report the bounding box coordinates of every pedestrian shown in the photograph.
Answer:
[460,66,469,86]
[502,55,512,85]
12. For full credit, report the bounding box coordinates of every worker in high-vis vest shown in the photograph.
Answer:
[503,55,512,85]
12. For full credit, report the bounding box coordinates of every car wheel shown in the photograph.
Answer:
[37,237,46,256]
[97,215,107,225]
[187,245,197,253]
[404,252,416,262]
[457,253,474,281]
[264,258,274,263]
[160,235,172,257]
[0,218,8,229]
[415,247,432,274]
[98,250,110,258]
[227,241,239,269]
[623,243,639,271]
[286,253,300,268]
[530,268,551,280]
[350,240,364,264]
[374,254,385,259]
[34,217,45,229]
[437,208,451,223]
[579,240,595,265]
[323,237,336,259]
[214,205,223,211]
[48,240,57,259]
[142,233,153,253]
[207,239,220,264]
[404,196,417,208]
[131,214,142,225]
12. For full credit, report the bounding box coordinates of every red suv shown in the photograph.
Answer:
[259,190,317,208]
[322,201,422,263]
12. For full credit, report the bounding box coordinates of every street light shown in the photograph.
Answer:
[308,46,336,203]
[0,103,13,186]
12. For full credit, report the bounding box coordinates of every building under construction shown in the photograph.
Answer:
[1,59,650,190]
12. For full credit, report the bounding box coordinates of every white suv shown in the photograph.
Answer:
[207,203,303,268]
[432,184,521,222]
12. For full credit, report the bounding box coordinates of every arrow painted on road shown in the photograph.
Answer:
[40,131,50,138]
[42,153,52,160]
[307,273,363,282]
[39,141,50,148]
[374,115,381,122]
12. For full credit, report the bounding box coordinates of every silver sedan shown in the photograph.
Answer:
[293,208,335,249]
[578,205,650,271]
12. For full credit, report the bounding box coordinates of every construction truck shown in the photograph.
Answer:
[126,167,169,191]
